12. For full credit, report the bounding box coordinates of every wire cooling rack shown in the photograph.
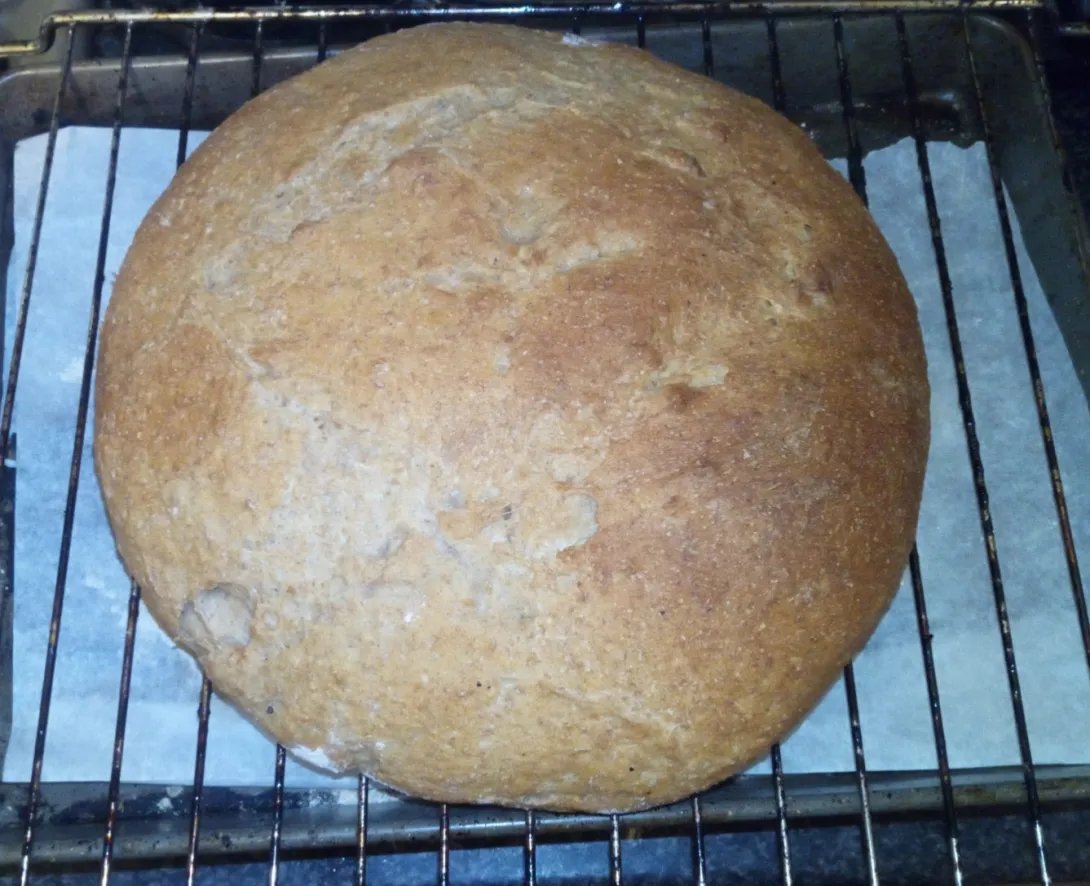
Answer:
[0,3,1088,884]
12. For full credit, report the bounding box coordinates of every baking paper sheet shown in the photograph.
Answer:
[3,126,1090,791]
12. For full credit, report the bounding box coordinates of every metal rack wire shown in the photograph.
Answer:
[0,3,1087,884]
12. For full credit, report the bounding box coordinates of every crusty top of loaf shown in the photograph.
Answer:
[94,22,929,813]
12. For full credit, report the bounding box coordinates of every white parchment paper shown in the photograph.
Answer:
[3,127,1089,791]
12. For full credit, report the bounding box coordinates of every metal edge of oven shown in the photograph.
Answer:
[2,764,1090,867]
[0,7,1086,868]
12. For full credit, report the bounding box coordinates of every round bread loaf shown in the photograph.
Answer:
[94,22,929,813]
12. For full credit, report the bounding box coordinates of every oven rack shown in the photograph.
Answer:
[0,3,1087,885]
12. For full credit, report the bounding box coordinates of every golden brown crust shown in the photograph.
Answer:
[93,22,929,813]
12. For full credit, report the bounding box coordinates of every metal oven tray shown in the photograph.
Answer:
[0,5,1088,883]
